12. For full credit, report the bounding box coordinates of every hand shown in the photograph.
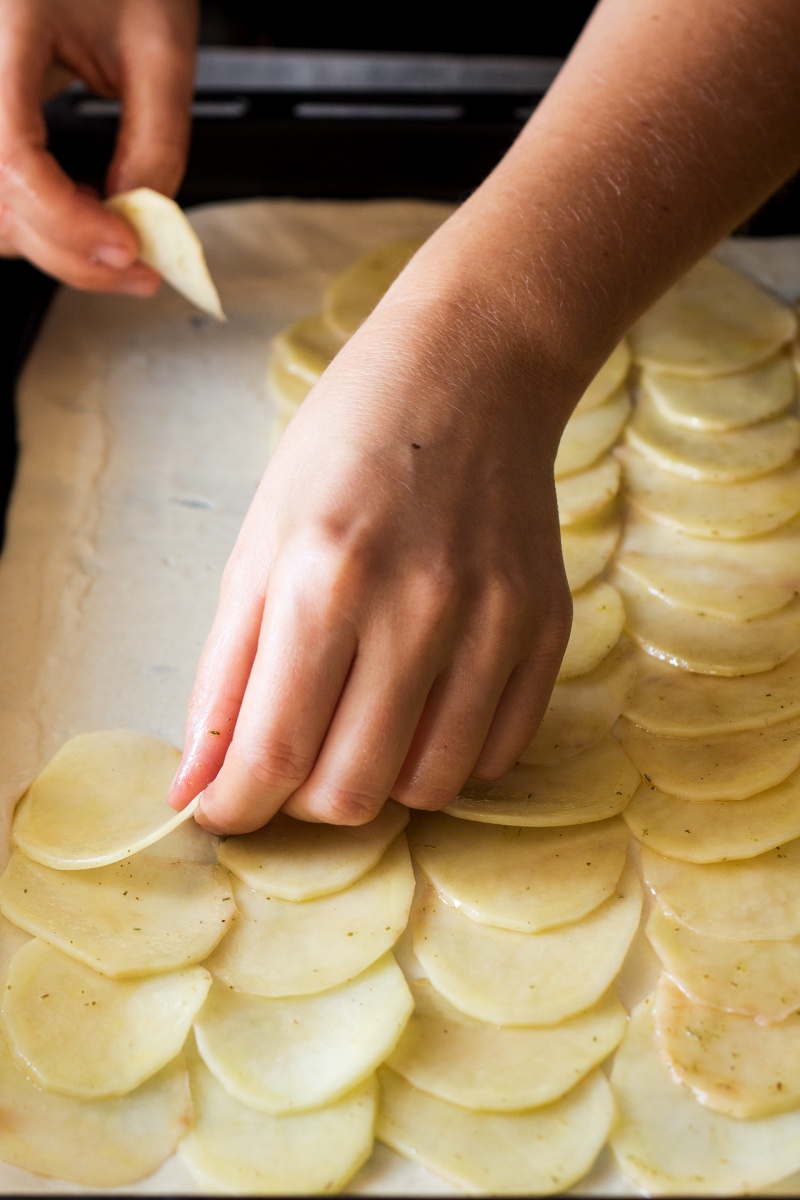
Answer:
[0,0,197,293]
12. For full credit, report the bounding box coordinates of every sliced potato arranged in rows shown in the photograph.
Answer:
[646,905,800,1023]
[0,851,234,978]
[217,802,408,901]
[407,812,628,933]
[654,975,800,1119]
[378,1065,614,1196]
[643,351,796,431]
[575,340,631,412]
[194,955,411,1114]
[208,835,414,997]
[641,841,800,941]
[629,256,797,377]
[554,389,631,479]
[388,974,626,1111]
[610,995,800,1196]
[1,938,209,1098]
[446,734,640,826]
[560,511,621,592]
[324,238,423,337]
[556,454,620,525]
[271,312,345,383]
[558,580,625,680]
[412,863,641,1026]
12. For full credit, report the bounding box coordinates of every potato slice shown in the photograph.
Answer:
[618,445,800,538]
[412,862,641,1026]
[641,841,800,940]
[267,356,313,417]
[194,955,411,1114]
[407,812,629,932]
[107,187,224,319]
[559,581,626,680]
[643,352,795,431]
[575,340,631,412]
[324,238,424,337]
[629,256,797,376]
[1,938,209,1098]
[610,995,800,1196]
[388,975,626,1111]
[646,905,800,1022]
[554,389,631,479]
[556,454,621,525]
[207,834,414,997]
[182,1044,376,1195]
[271,312,346,383]
[446,734,640,826]
[560,511,621,592]
[654,975,800,1118]
[0,850,234,977]
[377,1065,614,1196]
[217,802,408,900]
[618,714,800,801]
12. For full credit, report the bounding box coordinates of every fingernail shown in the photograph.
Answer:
[95,242,136,269]
[120,274,160,297]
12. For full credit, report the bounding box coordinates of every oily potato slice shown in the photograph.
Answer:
[556,454,621,525]
[412,862,642,1026]
[271,312,346,383]
[575,340,631,412]
[643,351,796,431]
[407,812,629,932]
[194,955,411,1114]
[324,238,424,337]
[446,734,640,826]
[0,851,234,978]
[554,388,631,479]
[559,581,626,680]
[377,1065,614,1196]
[217,802,408,900]
[560,510,621,593]
[207,834,414,997]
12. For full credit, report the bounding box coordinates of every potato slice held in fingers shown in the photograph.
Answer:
[554,388,631,479]
[324,238,424,337]
[559,581,626,680]
[271,312,346,383]
[556,454,621,525]
[560,511,621,592]
[643,351,796,431]
[575,340,631,412]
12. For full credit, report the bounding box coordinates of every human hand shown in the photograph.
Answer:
[0,0,197,293]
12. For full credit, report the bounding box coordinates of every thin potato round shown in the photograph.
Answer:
[575,340,631,412]
[556,455,621,525]
[324,238,423,337]
[267,357,313,417]
[554,389,631,479]
[561,511,621,592]
[643,352,795,431]
[271,312,345,383]
[559,581,625,680]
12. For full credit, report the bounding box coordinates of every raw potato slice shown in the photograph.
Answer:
[643,352,796,431]
[107,187,224,319]
[267,357,313,416]
[640,841,800,940]
[625,393,800,482]
[610,995,800,1196]
[613,567,800,675]
[646,905,800,1022]
[388,975,627,1111]
[194,955,412,1113]
[618,445,800,538]
[182,1045,376,1195]
[11,729,197,870]
[207,834,414,996]
[377,1065,614,1196]
[324,238,424,337]
[558,581,625,680]
[271,312,345,383]
[560,511,621,592]
[412,862,642,1026]
[653,975,800,1118]
[629,256,797,376]
[556,454,620,525]
[575,340,631,412]
[554,388,631,478]
[0,1037,190,1189]
[1,938,210,1098]
[618,714,800,801]
[217,801,408,900]
[446,734,640,826]
[407,812,629,932]
[0,851,235,978]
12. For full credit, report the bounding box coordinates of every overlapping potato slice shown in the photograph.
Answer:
[0,1035,190,1189]
[643,352,796,431]
[613,567,800,675]
[628,256,797,377]
[377,1065,614,1196]
[641,841,800,940]
[217,802,408,900]
[1,938,209,1098]
[271,313,345,383]
[575,340,631,412]
[646,905,800,1022]
[324,238,424,337]
[0,851,234,977]
[207,835,414,997]
[446,734,640,826]
[556,454,620,525]
[653,975,800,1118]
[194,955,411,1113]
[182,1044,376,1195]
[267,357,313,417]
[388,974,626,1111]
[559,581,625,680]
[554,389,631,479]
[610,995,800,1196]
[560,511,621,592]
[412,863,641,1025]
[407,812,628,933]
[618,445,800,538]
[618,715,800,801]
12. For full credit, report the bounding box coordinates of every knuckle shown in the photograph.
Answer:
[392,778,458,812]
[306,783,385,826]
[235,738,315,792]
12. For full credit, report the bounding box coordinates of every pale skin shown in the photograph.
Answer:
[2,0,800,833]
